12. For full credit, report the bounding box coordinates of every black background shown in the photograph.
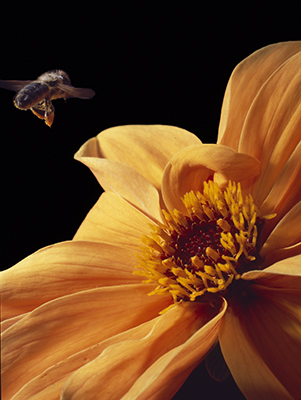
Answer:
[1,2,299,399]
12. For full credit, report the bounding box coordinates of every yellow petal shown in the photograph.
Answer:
[260,202,301,266]
[61,300,225,400]
[74,191,161,244]
[75,125,201,192]
[1,240,142,320]
[162,144,261,213]
[2,284,171,400]
[218,41,301,150]
[220,272,301,399]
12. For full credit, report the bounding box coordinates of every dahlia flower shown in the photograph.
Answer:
[1,41,301,400]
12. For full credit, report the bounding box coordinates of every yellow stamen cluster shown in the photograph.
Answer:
[135,180,273,311]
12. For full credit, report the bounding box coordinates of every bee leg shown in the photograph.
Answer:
[31,99,47,121]
[44,100,55,127]
[31,107,46,120]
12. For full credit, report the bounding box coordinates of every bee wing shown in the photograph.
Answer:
[0,79,32,92]
[56,83,95,99]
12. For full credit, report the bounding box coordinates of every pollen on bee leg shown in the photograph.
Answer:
[45,113,54,127]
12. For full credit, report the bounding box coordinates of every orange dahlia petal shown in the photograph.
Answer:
[220,267,301,399]
[75,125,201,192]
[1,240,142,320]
[1,313,28,333]
[74,191,162,244]
[261,202,301,266]
[74,155,162,221]
[218,41,301,150]
[61,300,225,400]
[238,52,301,211]
[245,254,301,279]
[121,299,226,400]
[259,142,301,231]
[9,316,164,400]
[2,284,171,400]
[220,305,294,399]
[161,144,261,213]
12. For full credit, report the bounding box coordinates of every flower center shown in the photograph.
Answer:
[135,180,275,311]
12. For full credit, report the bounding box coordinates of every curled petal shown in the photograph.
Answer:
[2,284,171,400]
[61,300,226,400]
[162,144,261,213]
[1,240,142,320]
[74,192,161,244]
[75,125,201,192]
[74,155,162,221]
[218,41,301,150]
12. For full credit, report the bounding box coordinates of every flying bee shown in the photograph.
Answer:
[0,70,95,127]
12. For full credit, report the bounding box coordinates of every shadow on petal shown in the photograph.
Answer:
[121,299,227,400]
[219,276,301,399]
[10,314,166,400]
[60,300,225,400]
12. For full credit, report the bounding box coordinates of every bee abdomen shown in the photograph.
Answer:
[13,82,49,110]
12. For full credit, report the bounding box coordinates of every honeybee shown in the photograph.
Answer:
[0,70,95,127]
